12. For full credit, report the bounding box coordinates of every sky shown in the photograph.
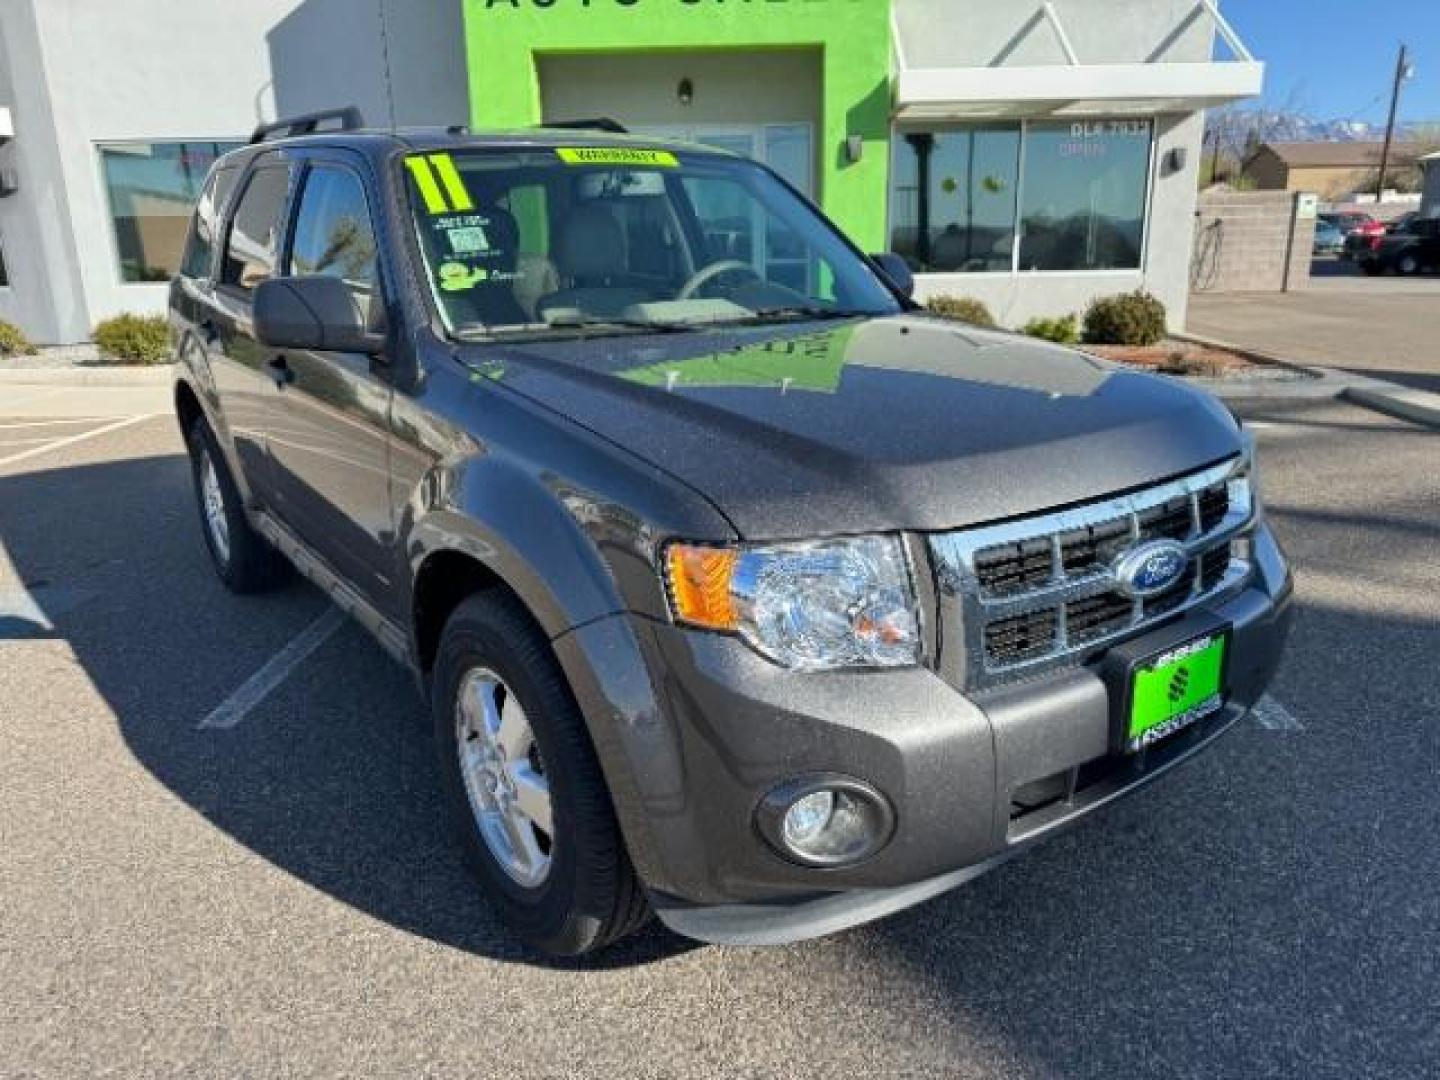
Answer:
[1222,0,1440,124]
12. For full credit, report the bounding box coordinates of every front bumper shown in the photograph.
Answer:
[553,523,1293,945]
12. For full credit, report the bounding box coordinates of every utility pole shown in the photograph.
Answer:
[1375,43,1413,200]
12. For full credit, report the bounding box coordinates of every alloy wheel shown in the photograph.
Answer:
[455,667,554,888]
[199,449,231,564]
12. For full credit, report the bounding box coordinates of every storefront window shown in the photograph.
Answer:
[889,120,1152,275]
[99,141,241,283]
[1018,120,1151,272]
[890,126,1020,273]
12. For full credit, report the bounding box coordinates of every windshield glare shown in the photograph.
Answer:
[402,146,902,334]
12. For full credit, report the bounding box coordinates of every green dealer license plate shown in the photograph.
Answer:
[1126,631,1229,752]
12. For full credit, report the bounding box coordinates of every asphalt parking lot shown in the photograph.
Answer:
[1190,263,1440,394]
[2,398,1437,1078]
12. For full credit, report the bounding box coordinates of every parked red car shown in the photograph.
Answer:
[1331,213,1388,260]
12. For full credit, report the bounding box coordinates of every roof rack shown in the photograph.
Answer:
[537,118,628,134]
[249,107,365,145]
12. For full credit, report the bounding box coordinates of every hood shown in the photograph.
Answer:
[462,314,1243,540]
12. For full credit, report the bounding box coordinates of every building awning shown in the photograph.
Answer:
[893,1,1264,121]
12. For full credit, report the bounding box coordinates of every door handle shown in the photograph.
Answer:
[267,355,295,387]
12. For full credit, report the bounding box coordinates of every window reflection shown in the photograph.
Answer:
[891,126,1020,273]
[889,120,1152,275]
[99,141,241,282]
[1019,121,1151,272]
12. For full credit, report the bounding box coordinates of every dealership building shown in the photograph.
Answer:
[0,0,1261,344]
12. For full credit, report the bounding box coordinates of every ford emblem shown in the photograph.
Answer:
[1114,540,1189,598]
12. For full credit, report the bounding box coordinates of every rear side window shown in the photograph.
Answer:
[222,165,292,293]
[180,165,239,280]
[287,165,380,315]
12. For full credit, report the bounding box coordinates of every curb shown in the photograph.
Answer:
[1341,386,1440,430]
[0,364,175,387]
[1169,332,1437,417]
[1169,331,1324,381]
[1164,330,1348,402]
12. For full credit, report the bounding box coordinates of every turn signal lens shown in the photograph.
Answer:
[666,544,739,630]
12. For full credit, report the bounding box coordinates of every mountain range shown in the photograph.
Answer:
[1207,109,1437,144]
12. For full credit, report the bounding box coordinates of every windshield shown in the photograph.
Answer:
[401,145,903,336]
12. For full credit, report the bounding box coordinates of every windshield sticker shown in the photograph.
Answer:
[556,147,679,168]
[446,226,491,254]
[437,261,492,292]
[405,153,475,215]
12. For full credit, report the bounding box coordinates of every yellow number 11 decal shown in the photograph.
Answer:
[405,153,474,215]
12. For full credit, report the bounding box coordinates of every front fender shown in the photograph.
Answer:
[403,456,696,895]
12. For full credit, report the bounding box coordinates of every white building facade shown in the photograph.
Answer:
[0,0,1260,344]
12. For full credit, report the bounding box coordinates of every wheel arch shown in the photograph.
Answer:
[408,533,680,895]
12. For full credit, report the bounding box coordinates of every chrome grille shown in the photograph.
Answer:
[931,458,1255,688]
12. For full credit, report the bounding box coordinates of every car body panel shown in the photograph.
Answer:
[457,314,1243,540]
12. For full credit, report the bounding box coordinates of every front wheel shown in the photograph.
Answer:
[1397,252,1420,276]
[432,591,650,956]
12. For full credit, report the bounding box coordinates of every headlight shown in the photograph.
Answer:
[663,536,920,671]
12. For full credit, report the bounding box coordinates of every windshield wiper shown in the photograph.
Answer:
[452,316,699,341]
[545,314,699,334]
[738,306,876,324]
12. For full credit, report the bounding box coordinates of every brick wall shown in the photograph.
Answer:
[1191,189,1313,294]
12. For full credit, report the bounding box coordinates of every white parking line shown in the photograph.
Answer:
[0,413,159,468]
[197,608,346,730]
[0,417,109,429]
[1252,695,1304,731]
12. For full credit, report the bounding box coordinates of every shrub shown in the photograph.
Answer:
[93,313,172,365]
[1082,290,1167,346]
[0,319,38,357]
[926,296,997,328]
[1020,314,1080,345]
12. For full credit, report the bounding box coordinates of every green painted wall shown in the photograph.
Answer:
[461,0,894,250]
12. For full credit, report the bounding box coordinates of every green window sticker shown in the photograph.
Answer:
[555,147,679,168]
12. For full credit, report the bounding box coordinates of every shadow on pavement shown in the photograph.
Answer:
[4,421,1438,1074]
[0,452,692,971]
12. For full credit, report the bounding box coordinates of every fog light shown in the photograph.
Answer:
[758,776,895,867]
[782,790,835,847]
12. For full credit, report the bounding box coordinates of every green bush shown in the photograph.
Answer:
[92,313,172,365]
[1082,290,1167,346]
[925,296,997,328]
[0,319,38,357]
[1020,314,1080,345]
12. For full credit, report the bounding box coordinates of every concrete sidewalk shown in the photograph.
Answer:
[0,364,174,417]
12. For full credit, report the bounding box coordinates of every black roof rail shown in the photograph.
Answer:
[537,117,628,134]
[249,107,365,145]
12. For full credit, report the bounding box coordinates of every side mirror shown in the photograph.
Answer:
[870,252,915,299]
[253,275,386,354]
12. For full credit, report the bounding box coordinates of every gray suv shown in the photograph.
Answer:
[170,111,1293,956]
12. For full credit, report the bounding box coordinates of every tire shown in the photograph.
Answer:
[185,417,291,593]
[432,591,650,956]
[1398,252,1419,276]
